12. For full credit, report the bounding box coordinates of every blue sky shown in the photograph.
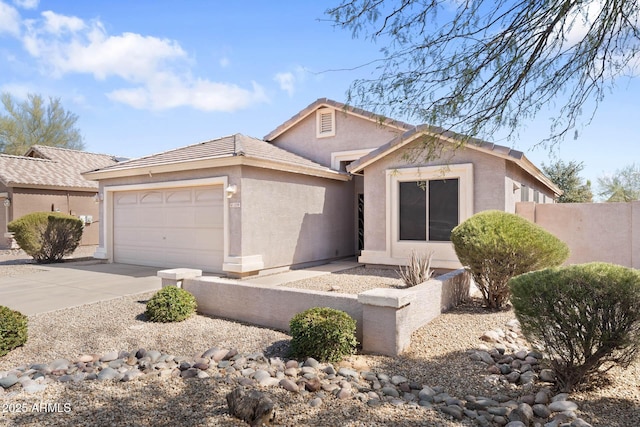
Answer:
[0,0,637,195]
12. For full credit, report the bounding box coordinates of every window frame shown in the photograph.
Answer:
[388,164,473,253]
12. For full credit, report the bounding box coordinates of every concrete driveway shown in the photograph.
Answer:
[0,261,161,315]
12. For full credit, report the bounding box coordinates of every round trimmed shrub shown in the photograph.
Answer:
[145,287,197,323]
[510,262,640,392]
[451,210,569,309]
[0,306,28,357]
[8,212,83,263]
[289,307,358,363]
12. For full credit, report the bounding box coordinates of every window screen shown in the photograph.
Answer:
[429,179,459,241]
[399,181,426,240]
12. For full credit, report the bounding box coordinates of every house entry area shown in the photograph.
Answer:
[112,185,224,272]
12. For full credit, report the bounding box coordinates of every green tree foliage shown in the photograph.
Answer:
[289,307,358,363]
[510,263,640,392]
[327,1,639,146]
[0,92,84,155]
[542,159,593,203]
[7,212,83,263]
[597,163,640,202]
[451,211,569,309]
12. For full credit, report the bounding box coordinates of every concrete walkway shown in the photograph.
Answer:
[244,259,359,286]
[0,261,161,315]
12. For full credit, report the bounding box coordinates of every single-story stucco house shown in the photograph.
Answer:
[83,99,560,275]
[0,145,119,248]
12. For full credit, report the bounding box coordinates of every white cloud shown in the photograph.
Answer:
[0,2,21,36]
[107,72,268,111]
[12,0,38,9]
[274,72,295,97]
[274,66,309,97]
[15,9,269,111]
[41,10,85,34]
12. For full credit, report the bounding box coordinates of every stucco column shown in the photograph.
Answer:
[357,289,417,356]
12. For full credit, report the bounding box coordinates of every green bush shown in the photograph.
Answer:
[0,306,28,357]
[289,307,358,363]
[510,263,640,392]
[451,210,569,309]
[145,287,197,322]
[8,212,83,263]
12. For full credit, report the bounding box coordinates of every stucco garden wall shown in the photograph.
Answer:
[172,268,470,357]
[516,201,640,268]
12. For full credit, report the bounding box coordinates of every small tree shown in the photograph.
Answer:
[0,92,84,155]
[451,210,569,309]
[542,159,593,203]
[8,212,83,263]
[510,263,640,392]
[597,163,640,202]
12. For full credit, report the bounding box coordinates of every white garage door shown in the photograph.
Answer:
[113,185,224,272]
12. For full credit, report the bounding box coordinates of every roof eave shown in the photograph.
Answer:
[82,155,350,182]
[347,127,562,196]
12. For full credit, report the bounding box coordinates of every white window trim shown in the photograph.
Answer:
[330,148,376,171]
[388,164,473,264]
[316,108,336,138]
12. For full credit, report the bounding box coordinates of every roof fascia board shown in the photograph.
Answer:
[10,184,98,192]
[83,155,349,182]
[241,157,350,181]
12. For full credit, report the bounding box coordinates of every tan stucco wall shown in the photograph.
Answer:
[362,142,507,253]
[516,201,639,268]
[239,166,355,269]
[270,108,404,167]
[9,188,100,246]
[505,162,556,211]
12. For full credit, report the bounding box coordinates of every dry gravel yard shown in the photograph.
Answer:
[0,260,639,426]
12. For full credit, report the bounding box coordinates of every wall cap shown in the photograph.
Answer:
[358,288,417,308]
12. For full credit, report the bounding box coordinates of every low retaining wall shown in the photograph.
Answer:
[161,268,470,357]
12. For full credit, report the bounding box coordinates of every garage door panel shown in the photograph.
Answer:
[113,185,224,272]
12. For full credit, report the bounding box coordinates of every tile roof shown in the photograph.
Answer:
[90,133,340,175]
[0,145,119,190]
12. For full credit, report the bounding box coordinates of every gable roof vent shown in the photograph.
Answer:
[316,108,336,138]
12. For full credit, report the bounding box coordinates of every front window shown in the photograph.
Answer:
[399,179,459,242]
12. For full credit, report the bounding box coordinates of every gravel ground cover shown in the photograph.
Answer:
[0,261,638,426]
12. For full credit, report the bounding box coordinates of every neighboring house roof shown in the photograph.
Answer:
[83,134,349,181]
[0,145,119,191]
[347,123,562,196]
[263,98,414,141]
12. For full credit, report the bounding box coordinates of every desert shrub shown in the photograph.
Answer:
[398,250,434,287]
[145,287,197,323]
[8,212,83,263]
[0,306,28,357]
[289,307,358,363]
[510,263,640,392]
[451,210,568,309]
